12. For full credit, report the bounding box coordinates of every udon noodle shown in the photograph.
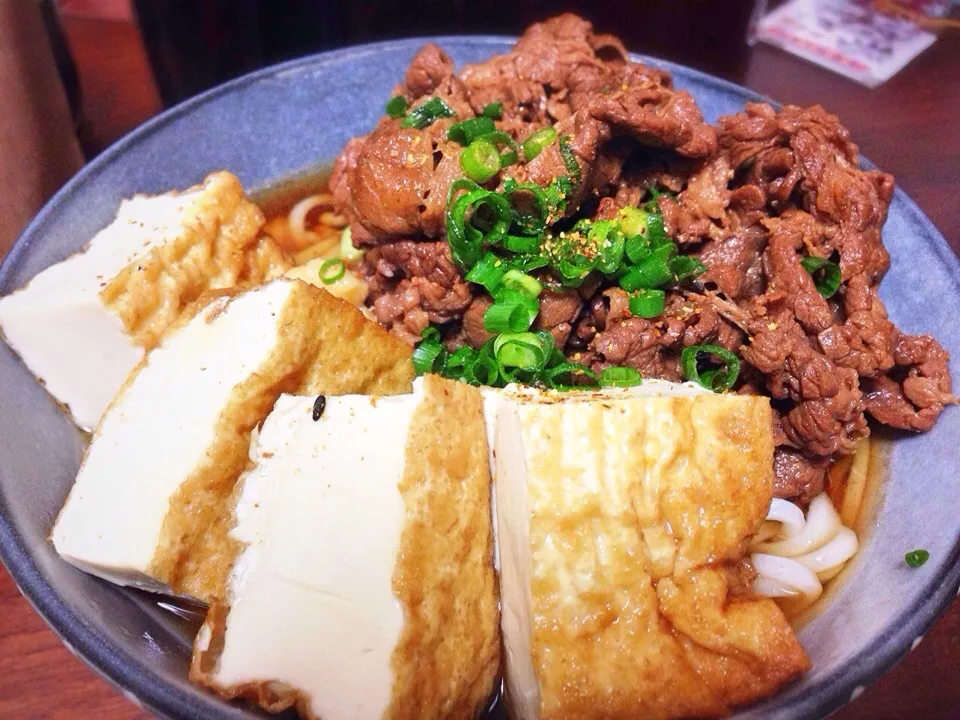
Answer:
[265,192,370,307]
[749,438,871,615]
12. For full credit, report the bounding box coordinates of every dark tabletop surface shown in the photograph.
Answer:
[0,6,957,719]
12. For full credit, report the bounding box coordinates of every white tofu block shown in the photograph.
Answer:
[191,375,500,720]
[51,280,301,593]
[0,172,265,429]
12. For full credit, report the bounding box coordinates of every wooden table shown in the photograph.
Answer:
[1,10,958,720]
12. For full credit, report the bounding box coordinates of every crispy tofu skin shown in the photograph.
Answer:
[388,376,501,719]
[495,392,809,719]
[100,171,291,350]
[159,282,414,600]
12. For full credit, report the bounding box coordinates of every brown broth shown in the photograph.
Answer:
[252,164,334,221]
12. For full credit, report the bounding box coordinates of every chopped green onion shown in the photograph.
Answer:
[522,126,558,161]
[412,327,447,375]
[624,233,652,265]
[400,96,455,129]
[494,332,546,370]
[446,186,512,269]
[671,255,707,283]
[905,549,929,567]
[502,234,541,254]
[338,227,364,264]
[444,346,475,376]
[558,135,581,184]
[594,222,625,274]
[482,102,503,119]
[385,95,408,118]
[629,289,666,318]
[501,269,542,298]
[464,252,509,293]
[600,366,643,387]
[542,362,600,390]
[482,130,520,167]
[318,258,345,284]
[800,256,842,298]
[468,351,500,385]
[555,253,596,287]
[502,180,548,236]
[681,344,741,392]
[447,116,496,146]
[484,302,535,334]
[618,206,652,239]
[460,138,501,183]
[619,252,673,291]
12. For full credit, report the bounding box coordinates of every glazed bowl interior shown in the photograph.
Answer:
[0,37,958,720]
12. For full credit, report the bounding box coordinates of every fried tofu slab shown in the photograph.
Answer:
[0,171,290,429]
[52,278,413,602]
[492,387,810,719]
[190,376,500,720]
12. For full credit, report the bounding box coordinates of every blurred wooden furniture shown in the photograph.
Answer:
[0,6,957,719]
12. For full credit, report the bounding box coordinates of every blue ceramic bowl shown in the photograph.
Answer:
[0,37,957,720]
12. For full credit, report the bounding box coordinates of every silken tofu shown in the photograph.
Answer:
[52,278,414,601]
[491,383,810,719]
[191,376,500,720]
[0,172,286,429]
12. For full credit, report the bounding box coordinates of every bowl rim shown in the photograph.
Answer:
[1,34,958,720]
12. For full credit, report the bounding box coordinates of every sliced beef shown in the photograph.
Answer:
[533,289,583,347]
[817,274,897,377]
[584,316,683,381]
[863,334,957,430]
[773,448,827,503]
[695,224,767,300]
[334,14,715,246]
[365,240,473,343]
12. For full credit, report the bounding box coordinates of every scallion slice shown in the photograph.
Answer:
[464,252,509,293]
[385,95,408,119]
[446,186,512,269]
[618,206,652,240]
[600,366,643,387]
[800,256,842,298]
[482,102,503,119]
[681,344,740,392]
[460,138,501,183]
[558,135,581,184]
[318,258,345,284]
[624,233,652,265]
[522,126,558,161]
[502,180,548,236]
[670,255,707,282]
[412,327,447,375]
[494,332,545,370]
[619,253,672,291]
[447,116,496,146]
[629,289,665,318]
[482,130,520,167]
[594,222,625,274]
[501,269,542,298]
[484,302,535,334]
[542,362,600,390]
[905,549,930,567]
[502,234,541,254]
[400,96,455,129]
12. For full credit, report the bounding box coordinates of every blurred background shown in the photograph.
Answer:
[1,0,958,718]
